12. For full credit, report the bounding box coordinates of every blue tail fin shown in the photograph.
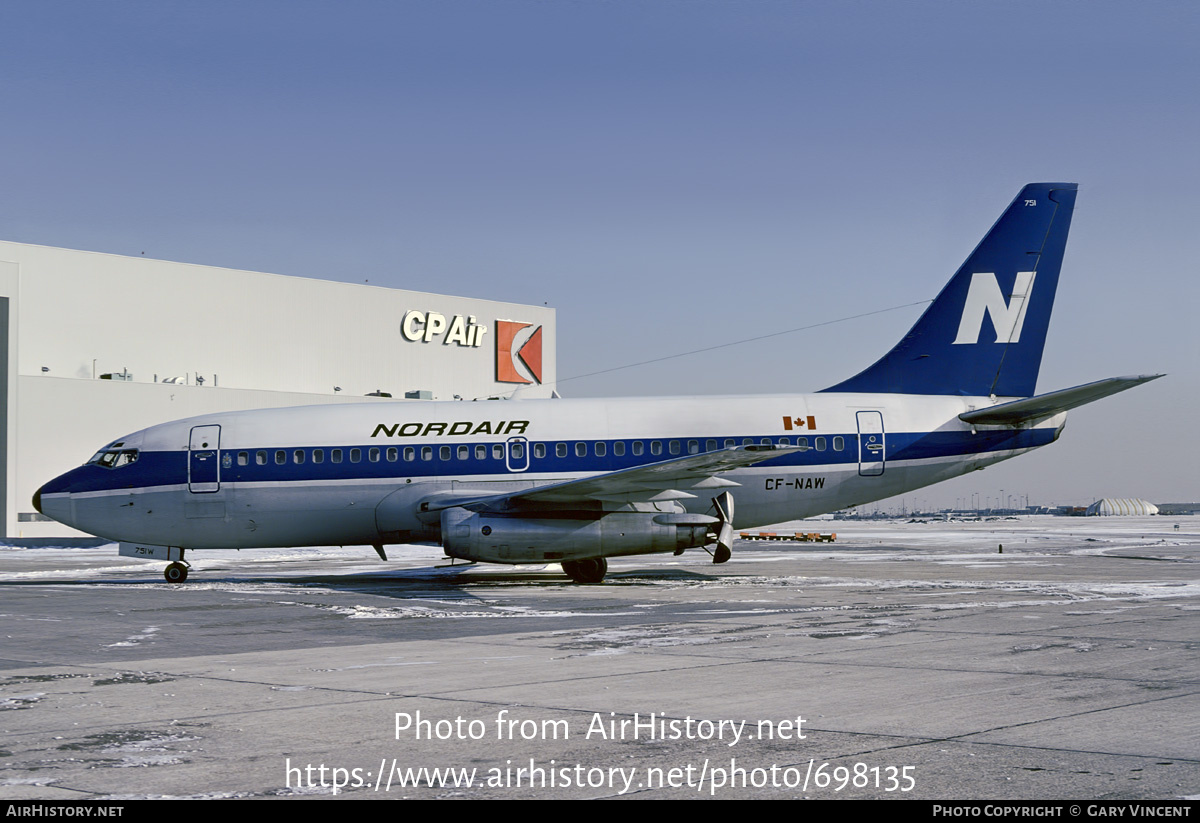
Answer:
[822,183,1078,397]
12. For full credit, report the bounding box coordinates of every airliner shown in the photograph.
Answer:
[33,183,1161,584]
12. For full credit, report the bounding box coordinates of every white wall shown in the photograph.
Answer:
[4,241,555,400]
[0,240,557,539]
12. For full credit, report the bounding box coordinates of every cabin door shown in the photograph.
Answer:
[188,425,222,493]
[856,411,886,476]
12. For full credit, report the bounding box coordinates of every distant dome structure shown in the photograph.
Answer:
[1085,498,1159,516]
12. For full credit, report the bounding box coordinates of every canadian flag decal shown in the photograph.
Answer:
[782,415,816,431]
[496,320,543,384]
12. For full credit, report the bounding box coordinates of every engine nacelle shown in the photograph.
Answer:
[440,507,715,564]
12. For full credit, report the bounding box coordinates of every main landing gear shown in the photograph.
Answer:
[561,557,607,584]
[164,549,190,584]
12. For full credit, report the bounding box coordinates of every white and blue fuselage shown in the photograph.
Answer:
[35,392,1063,550]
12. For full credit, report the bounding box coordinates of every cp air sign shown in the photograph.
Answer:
[400,311,543,385]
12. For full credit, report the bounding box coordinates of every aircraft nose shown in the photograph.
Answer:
[33,486,43,514]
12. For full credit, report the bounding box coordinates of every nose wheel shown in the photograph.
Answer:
[164,561,189,584]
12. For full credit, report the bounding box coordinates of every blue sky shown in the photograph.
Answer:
[2,1,1196,508]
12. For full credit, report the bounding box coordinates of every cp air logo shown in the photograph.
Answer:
[400,311,487,347]
[953,271,1036,345]
[497,320,543,384]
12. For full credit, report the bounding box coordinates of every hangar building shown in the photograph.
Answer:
[1085,498,1159,516]
[0,241,556,540]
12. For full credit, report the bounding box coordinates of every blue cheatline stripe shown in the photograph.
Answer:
[49,428,1056,494]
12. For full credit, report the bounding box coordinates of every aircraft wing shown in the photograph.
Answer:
[459,445,799,513]
[959,374,1164,427]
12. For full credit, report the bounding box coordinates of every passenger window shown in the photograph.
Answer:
[706,439,717,452]
[596,442,606,457]
[632,441,644,456]
[237,451,249,466]
[332,449,343,463]
[458,445,469,460]
[725,439,735,448]
[815,437,826,451]
[743,438,753,446]
[511,442,525,459]
[833,436,844,451]
[492,444,503,460]
[275,450,286,465]
[293,449,305,464]
[761,438,771,446]
[313,449,324,464]
[476,444,488,460]
[404,447,415,462]
[688,440,698,454]
[556,442,567,458]
[421,446,432,461]
[797,437,809,451]
[256,450,267,465]
[778,437,790,446]
[534,443,546,459]
[439,446,450,461]
[650,441,662,456]
[669,441,680,455]
[614,441,625,457]
[369,447,380,462]
[350,448,362,463]
[575,442,586,457]
[387,447,398,462]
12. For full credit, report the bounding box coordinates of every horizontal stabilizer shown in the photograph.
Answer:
[958,375,1164,427]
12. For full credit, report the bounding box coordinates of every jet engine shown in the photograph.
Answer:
[439,507,716,564]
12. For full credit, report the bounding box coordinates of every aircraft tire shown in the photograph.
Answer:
[164,562,189,584]
[561,557,607,584]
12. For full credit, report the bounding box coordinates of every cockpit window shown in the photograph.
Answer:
[89,449,138,468]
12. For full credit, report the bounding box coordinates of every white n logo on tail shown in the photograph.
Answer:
[953,271,1037,345]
